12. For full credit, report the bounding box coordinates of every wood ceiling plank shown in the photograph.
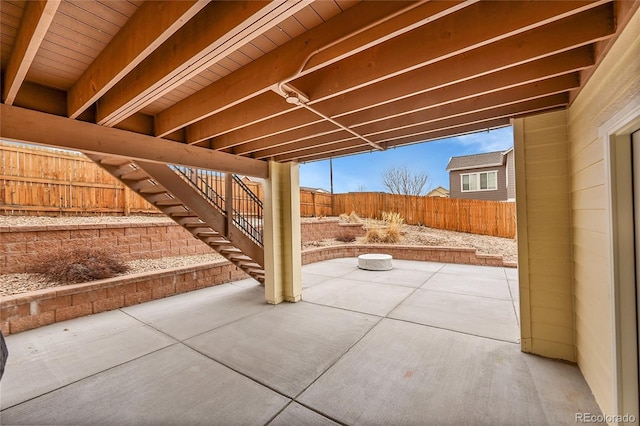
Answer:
[187,91,298,145]
[313,6,614,119]
[310,1,343,20]
[252,131,356,160]
[292,5,324,29]
[210,46,593,150]
[292,1,608,102]
[343,47,593,129]
[153,1,456,137]
[3,0,60,105]
[96,1,310,127]
[0,104,269,178]
[235,121,341,156]
[61,1,124,36]
[67,0,207,119]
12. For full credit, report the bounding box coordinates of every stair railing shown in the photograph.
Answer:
[170,165,263,247]
[170,166,225,213]
[230,174,263,246]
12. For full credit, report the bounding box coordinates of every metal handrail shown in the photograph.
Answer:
[231,175,263,246]
[170,166,225,214]
[169,165,263,247]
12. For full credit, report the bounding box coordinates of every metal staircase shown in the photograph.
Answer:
[86,154,265,283]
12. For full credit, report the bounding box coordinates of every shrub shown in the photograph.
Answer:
[381,211,404,225]
[335,233,356,243]
[364,228,384,243]
[31,246,129,284]
[381,222,402,243]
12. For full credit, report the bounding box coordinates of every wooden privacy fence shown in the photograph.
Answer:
[1,143,515,238]
[1,142,322,217]
[299,190,332,217]
[1,143,159,215]
[333,192,516,238]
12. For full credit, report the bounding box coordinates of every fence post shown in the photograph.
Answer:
[312,191,317,217]
[123,186,131,216]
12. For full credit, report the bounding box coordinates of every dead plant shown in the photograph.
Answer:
[31,246,129,284]
[364,228,384,243]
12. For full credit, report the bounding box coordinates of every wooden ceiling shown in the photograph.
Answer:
[1,0,639,169]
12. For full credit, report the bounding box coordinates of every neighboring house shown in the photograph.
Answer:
[446,148,515,201]
[301,186,329,193]
[426,186,449,197]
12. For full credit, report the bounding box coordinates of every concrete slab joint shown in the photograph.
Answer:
[263,161,302,304]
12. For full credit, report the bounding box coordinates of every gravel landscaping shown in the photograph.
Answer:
[1,215,517,297]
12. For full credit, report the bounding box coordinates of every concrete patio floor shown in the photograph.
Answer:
[0,258,602,425]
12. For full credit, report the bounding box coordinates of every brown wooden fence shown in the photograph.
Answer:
[299,190,332,217]
[333,192,516,238]
[0,143,159,215]
[1,143,515,238]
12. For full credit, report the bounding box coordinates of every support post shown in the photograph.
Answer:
[263,161,302,304]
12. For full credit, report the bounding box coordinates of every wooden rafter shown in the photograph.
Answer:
[153,0,466,137]
[95,0,311,127]
[2,0,60,105]
[290,1,609,103]
[199,6,613,150]
[67,1,209,119]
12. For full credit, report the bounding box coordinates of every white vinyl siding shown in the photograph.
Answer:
[461,171,497,191]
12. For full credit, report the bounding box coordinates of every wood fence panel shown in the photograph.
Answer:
[332,192,516,238]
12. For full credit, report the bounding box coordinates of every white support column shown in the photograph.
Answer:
[263,161,302,304]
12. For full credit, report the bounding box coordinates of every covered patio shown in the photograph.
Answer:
[0,259,601,425]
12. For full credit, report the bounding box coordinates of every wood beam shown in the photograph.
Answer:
[318,5,613,119]
[257,94,568,161]
[96,1,309,127]
[219,47,593,152]
[67,1,208,119]
[3,0,60,105]
[202,7,611,149]
[344,47,593,129]
[291,1,607,103]
[186,91,298,145]
[153,1,466,137]
[371,94,569,144]
[360,74,580,139]
[0,104,268,178]
[569,0,640,104]
[284,119,512,163]
[232,73,578,157]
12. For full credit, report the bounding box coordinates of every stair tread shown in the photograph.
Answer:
[119,169,149,181]
[155,199,184,206]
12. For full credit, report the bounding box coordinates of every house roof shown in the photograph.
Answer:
[427,186,449,197]
[446,149,511,171]
[1,1,638,175]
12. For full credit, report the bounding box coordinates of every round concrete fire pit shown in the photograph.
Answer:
[357,253,393,271]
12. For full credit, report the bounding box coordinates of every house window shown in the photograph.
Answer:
[461,171,497,191]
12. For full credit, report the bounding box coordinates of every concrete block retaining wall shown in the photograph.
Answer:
[1,260,247,336]
[1,220,365,274]
[0,222,212,274]
[302,244,514,267]
[301,219,364,243]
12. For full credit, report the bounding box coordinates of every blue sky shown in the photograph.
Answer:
[299,126,514,194]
